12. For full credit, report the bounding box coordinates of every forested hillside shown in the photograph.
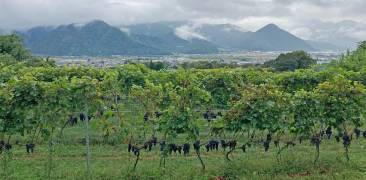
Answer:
[15,20,340,56]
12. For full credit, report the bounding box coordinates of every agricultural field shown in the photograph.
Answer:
[1,35,366,179]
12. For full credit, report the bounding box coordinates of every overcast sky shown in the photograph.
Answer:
[0,0,365,43]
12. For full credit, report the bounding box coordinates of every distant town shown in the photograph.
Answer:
[52,51,342,67]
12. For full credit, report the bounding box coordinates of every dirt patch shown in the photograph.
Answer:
[288,171,311,178]
[208,176,226,180]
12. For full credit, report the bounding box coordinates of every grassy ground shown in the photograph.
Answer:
[1,125,366,179]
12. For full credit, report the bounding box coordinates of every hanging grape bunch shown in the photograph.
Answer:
[240,144,247,153]
[0,140,5,154]
[144,112,149,122]
[160,141,166,152]
[325,126,332,139]
[193,141,201,151]
[342,133,351,148]
[263,141,270,152]
[26,143,35,154]
[311,134,321,148]
[354,128,361,139]
[203,109,218,122]
[205,140,219,152]
[155,111,163,118]
[263,134,272,152]
[182,143,190,156]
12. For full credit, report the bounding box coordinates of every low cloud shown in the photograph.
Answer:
[175,25,207,40]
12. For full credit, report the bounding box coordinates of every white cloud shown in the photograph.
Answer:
[119,27,130,35]
[175,25,207,40]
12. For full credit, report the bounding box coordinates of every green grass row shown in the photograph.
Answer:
[1,138,366,179]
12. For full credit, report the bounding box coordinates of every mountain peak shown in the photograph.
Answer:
[245,23,315,51]
[68,20,110,30]
[84,20,110,27]
[266,23,279,27]
[258,23,282,32]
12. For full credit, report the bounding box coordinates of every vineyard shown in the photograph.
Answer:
[1,36,366,179]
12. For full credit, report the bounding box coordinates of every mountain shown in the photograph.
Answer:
[16,20,342,56]
[18,21,218,56]
[241,24,315,51]
[127,22,316,52]
[127,21,185,37]
[17,20,170,56]
[127,22,219,54]
[195,23,321,51]
[196,24,253,50]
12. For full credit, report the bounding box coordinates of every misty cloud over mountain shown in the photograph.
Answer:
[16,20,345,56]
[1,0,365,48]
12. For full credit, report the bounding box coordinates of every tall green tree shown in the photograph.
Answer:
[0,34,31,61]
[264,51,316,71]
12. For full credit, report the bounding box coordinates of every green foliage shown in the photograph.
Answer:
[201,69,246,106]
[314,75,366,128]
[38,78,72,128]
[180,60,241,69]
[0,54,17,66]
[275,69,321,93]
[143,61,169,71]
[224,84,291,133]
[0,34,31,61]
[131,80,164,111]
[292,90,321,136]
[358,41,366,50]
[159,70,210,139]
[116,64,149,93]
[329,44,366,71]
[264,51,316,71]
[69,76,102,111]
[0,85,12,133]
